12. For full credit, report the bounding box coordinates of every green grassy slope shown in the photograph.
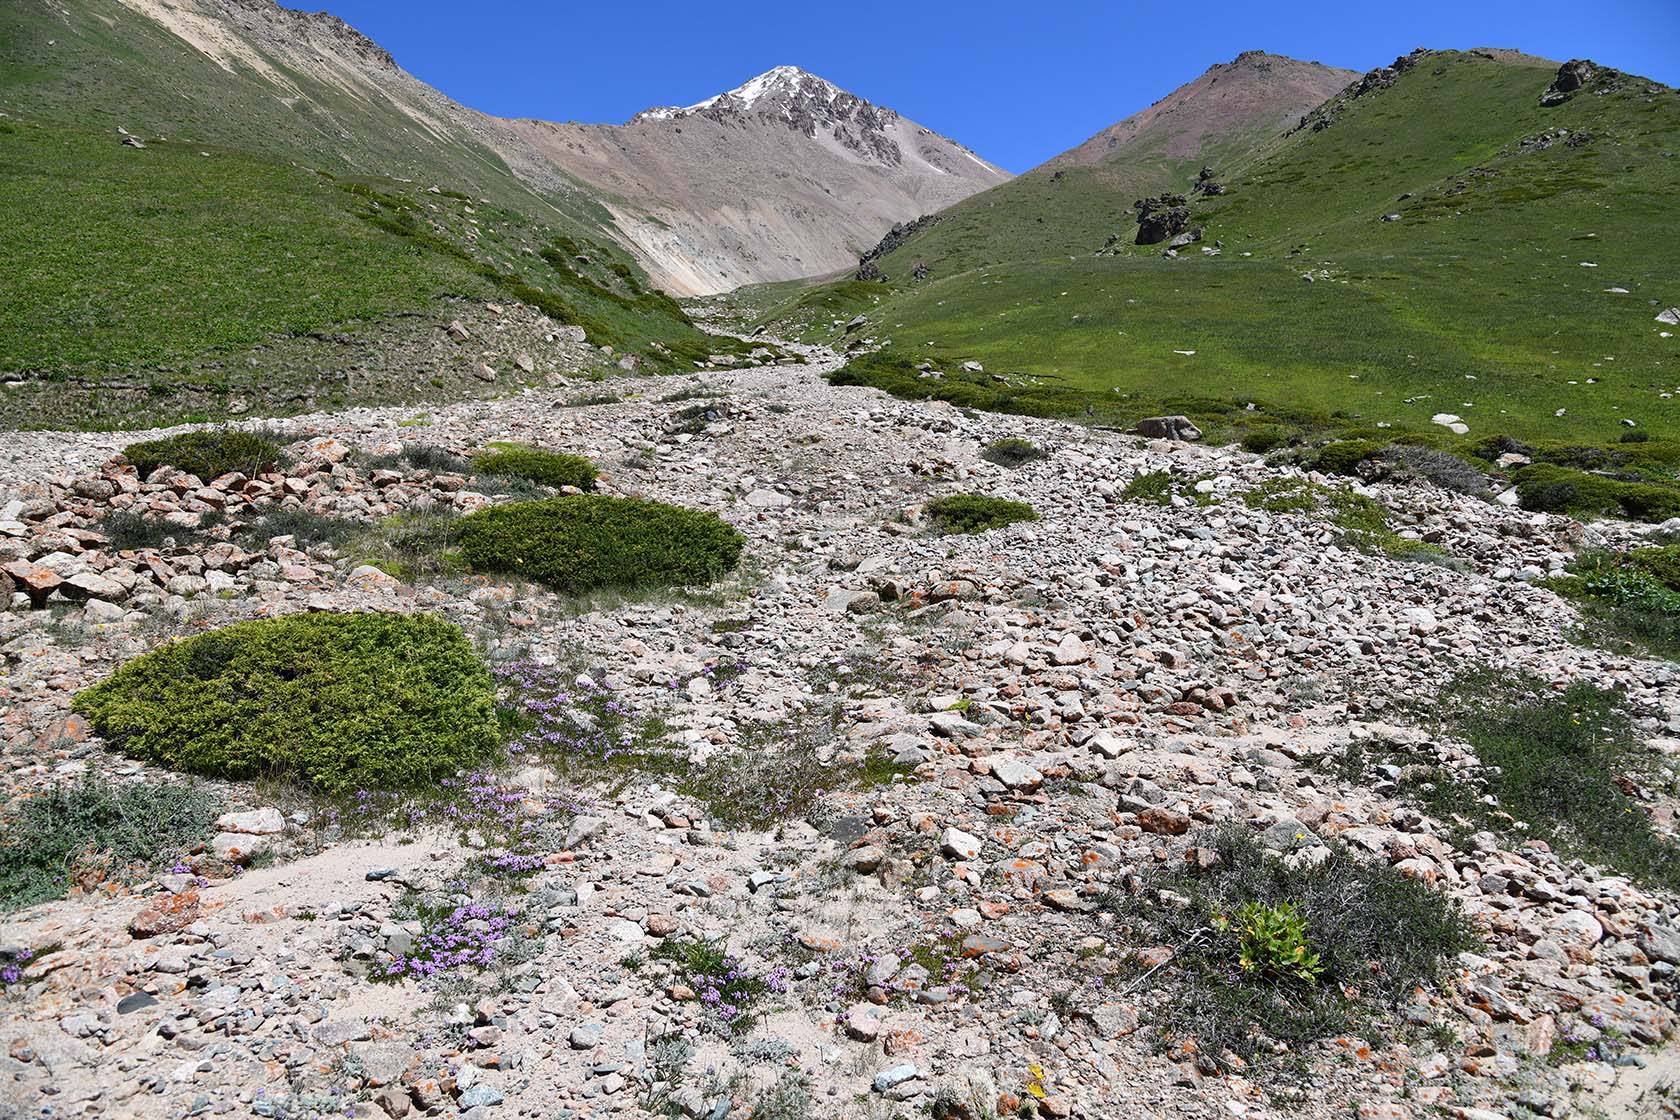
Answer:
[0,0,747,429]
[771,51,1679,449]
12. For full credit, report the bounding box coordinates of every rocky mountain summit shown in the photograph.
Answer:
[2,315,1680,1118]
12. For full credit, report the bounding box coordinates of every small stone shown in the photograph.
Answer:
[872,1063,919,1093]
[565,815,607,850]
[941,827,983,860]
[1136,807,1190,835]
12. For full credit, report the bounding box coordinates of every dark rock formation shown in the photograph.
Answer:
[855,214,942,281]
[1133,194,1190,245]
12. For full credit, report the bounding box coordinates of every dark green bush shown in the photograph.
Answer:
[73,612,501,791]
[1311,439,1385,477]
[980,437,1048,468]
[1240,427,1291,454]
[0,776,223,911]
[1514,463,1680,523]
[1108,825,1473,1069]
[456,496,743,594]
[474,447,597,491]
[123,429,280,480]
[924,494,1039,534]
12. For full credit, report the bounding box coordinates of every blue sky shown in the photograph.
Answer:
[325,0,1679,173]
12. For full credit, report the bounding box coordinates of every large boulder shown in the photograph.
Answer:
[1540,59,1598,106]
[1131,415,1202,442]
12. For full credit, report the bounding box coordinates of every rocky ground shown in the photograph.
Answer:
[2,319,1680,1120]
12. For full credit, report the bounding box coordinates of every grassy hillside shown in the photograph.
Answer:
[0,0,750,429]
[763,51,1679,452]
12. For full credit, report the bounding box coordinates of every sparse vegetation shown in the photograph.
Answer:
[456,496,743,594]
[924,494,1039,534]
[0,776,223,911]
[1430,670,1680,890]
[72,612,501,791]
[1107,824,1474,1070]
[1547,547,1680,658]
[1242,479,1455,565]
[1122,469,1215,506]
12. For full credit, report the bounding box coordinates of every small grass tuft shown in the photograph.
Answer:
[980,437,1048,468]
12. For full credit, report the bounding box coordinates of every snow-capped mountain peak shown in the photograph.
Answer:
[632,66,845,123]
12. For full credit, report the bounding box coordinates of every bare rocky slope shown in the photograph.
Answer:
[3,314,1680,1118]
[512,67,1010,295]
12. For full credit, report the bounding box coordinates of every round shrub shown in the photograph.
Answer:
[1310,439,1385,477]
[123,429,280,480]
[72,612,501,791]
[456,495,743,594]
[474,447,597,491]
[925,494,1039,534]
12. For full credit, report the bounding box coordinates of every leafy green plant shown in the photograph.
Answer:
[473,447,597,491]
[924,494,1039,534]
[1547,547,1680,658]
[72,612,501,791]
[123,429,280,480]
[1222,901,1322,983]
[457,496,744,594]
[0,775,222,911]
[980,437,1048,468]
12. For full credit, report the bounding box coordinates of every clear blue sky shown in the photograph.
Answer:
[324,0,1679,173]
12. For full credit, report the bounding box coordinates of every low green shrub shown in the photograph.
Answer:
[980,437,1048,468]
[456,496,743,594]
[1311,439,1385,476]
[72,612,501,791]
[1107,825,1473,1069]
[1514,463,1680,523]
[0,776,223,911]
[474,447,597,491]
[924,494,1039,534]
[123,429,281,480]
